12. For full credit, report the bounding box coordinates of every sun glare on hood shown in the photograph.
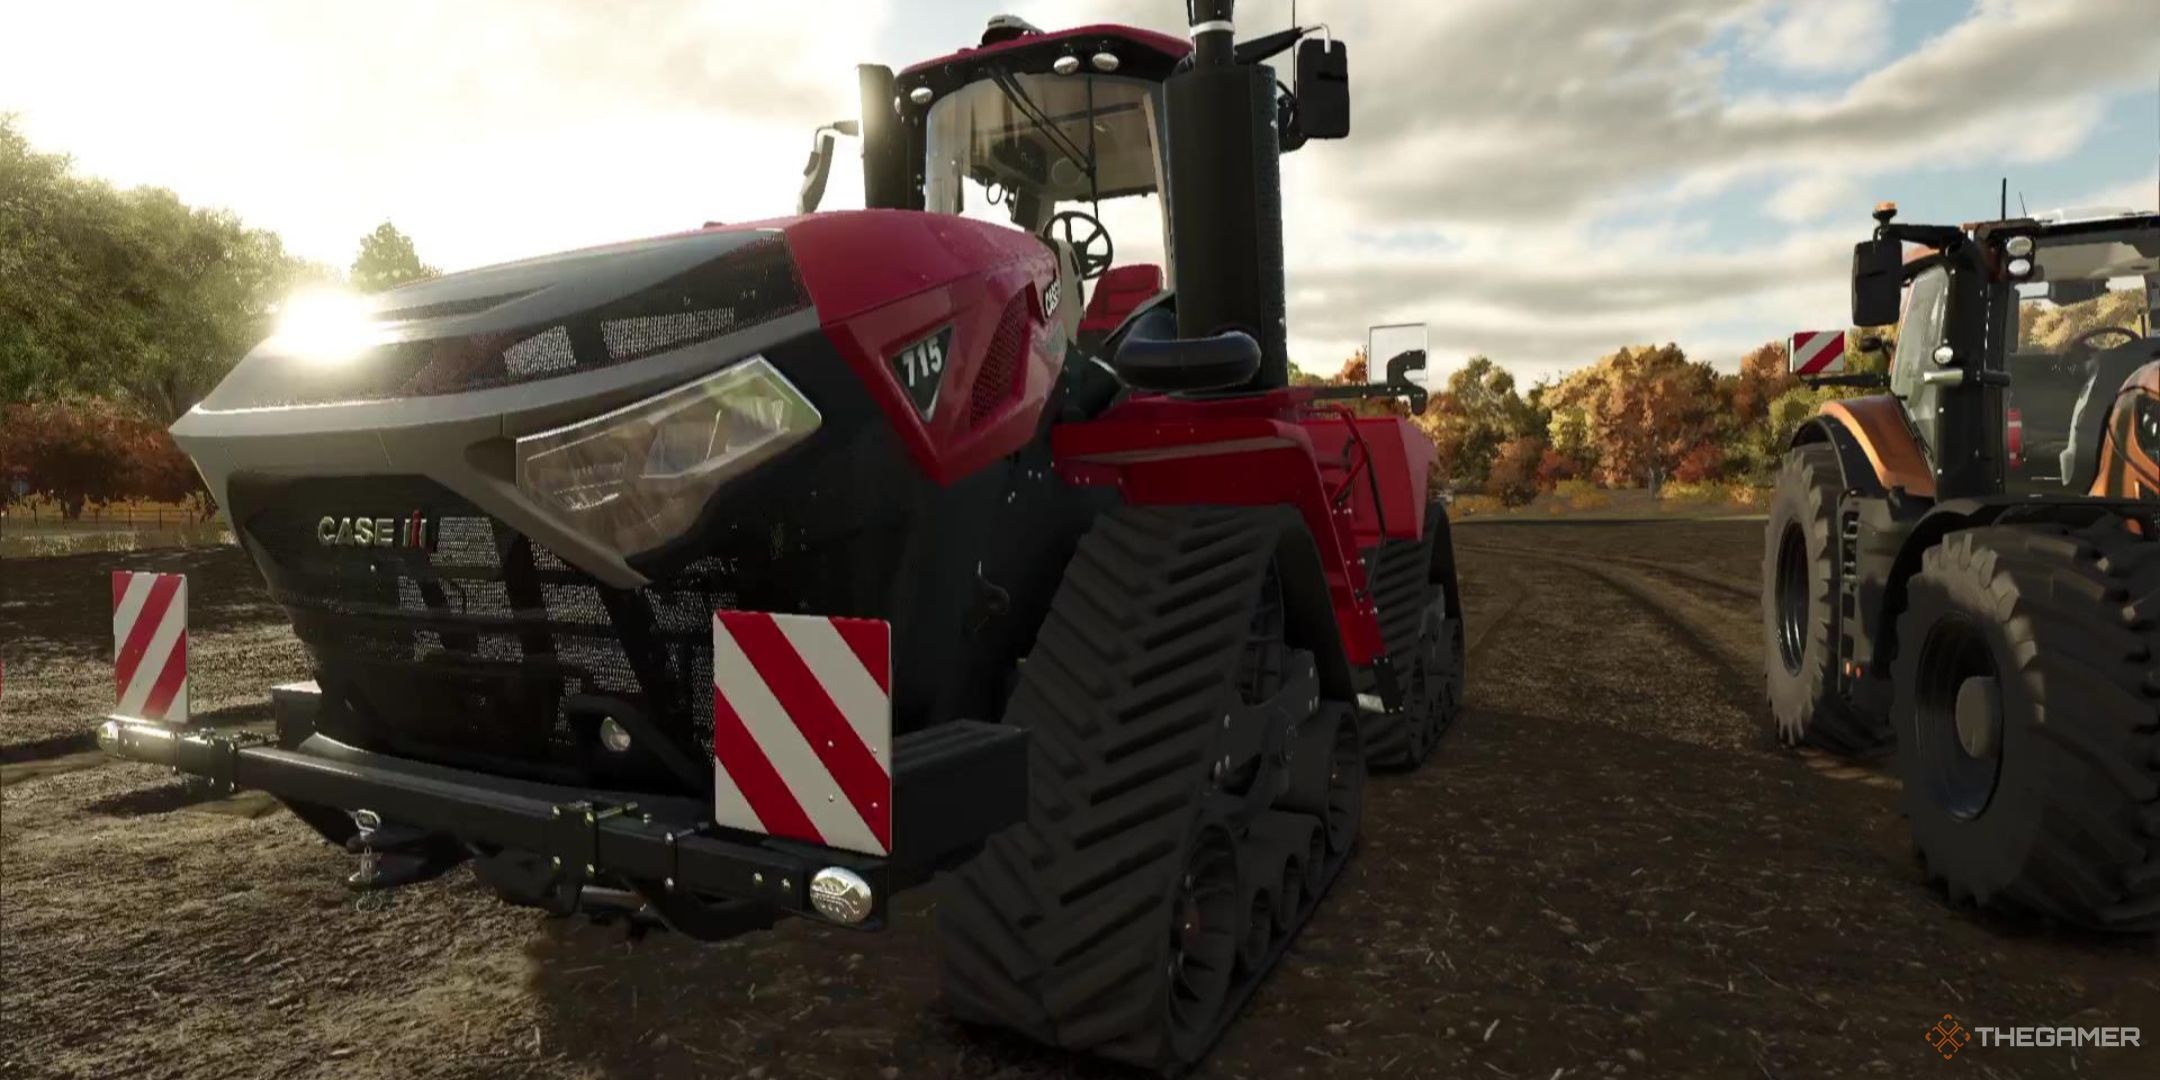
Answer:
[267,289,384,365]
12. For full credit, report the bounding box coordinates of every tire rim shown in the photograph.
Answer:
[1774,522,1811,676]
[1166,825,1238,1050]
[1912,614,2004,819]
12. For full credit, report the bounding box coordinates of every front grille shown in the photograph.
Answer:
[232,473,903,792]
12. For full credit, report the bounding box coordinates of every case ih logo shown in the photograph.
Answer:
[1927,1014,1973,1059]
[317,512,434,550]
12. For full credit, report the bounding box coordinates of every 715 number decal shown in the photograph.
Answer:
[891,326,953,420]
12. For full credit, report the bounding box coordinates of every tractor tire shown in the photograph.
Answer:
[1763,443,1891,756]
[1360,504,1465,771]
[1892,521,2160,933]
[935,506,1363,1070]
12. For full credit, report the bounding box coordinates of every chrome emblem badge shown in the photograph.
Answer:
[808,866,874,925]
[318,511,433,550]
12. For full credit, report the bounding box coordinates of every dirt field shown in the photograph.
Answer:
[4,520,2156,1080]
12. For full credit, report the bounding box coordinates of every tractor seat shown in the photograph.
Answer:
[1078,264,1164,356]
[2060,346,2160,491]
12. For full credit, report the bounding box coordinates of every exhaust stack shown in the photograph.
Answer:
[1164,0,1288,389]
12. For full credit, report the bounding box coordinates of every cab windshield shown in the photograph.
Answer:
[2003,228,2160,493]
[923,72,1169,267]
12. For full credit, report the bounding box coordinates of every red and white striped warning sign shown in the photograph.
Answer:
[112,571,188,723]
[2007,407,2024,466]
[710,612,892,856]
[1788,330,1847,376]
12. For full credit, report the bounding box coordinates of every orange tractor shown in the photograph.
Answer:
[1765,202,2160,931]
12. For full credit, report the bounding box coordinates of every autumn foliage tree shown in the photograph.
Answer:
[0,400,204,518]
[1413,356,1542,493]
[1486,435,1547,506]
[1542,344,1722,488]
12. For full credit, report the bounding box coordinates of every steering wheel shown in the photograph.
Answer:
[1043,210,1113,280]
[2071,326,2141,353]
[2052,326,2143,380]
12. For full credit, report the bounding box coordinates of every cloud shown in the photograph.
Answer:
[7,0,2154,384]
[1328,0,2160,224]
[2064,171,2160,216]
[1747,0,1892,75]
[1767,171,1861,223]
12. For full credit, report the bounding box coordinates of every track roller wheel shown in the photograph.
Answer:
[935,506,1362,1070]
[1249,811,1321,922]
[1283,704,1364,855]
[1168,823,1240,1046]
[1892,521,2160,932]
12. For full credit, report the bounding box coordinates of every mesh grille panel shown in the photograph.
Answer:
[969,291,1032,428]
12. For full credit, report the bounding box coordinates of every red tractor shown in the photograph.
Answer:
[102,2,1462,1068]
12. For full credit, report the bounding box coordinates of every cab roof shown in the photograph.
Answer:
[897,23,1189,79]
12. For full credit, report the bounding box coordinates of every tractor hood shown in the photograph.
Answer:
[172,210,1060,587]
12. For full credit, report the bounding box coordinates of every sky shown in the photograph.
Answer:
[3,0,2157,386]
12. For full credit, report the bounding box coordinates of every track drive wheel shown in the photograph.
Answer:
[935,506,1363,1070]
[1763,443,1891,756]
[1892,521,2160,932]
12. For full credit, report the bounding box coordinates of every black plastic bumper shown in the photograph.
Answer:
[98,682,1027,932]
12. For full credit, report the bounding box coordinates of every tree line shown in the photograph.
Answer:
[1299,331,1905,507]
[1,115,434,518]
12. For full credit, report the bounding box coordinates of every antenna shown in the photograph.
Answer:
[2000,176,2008,220]
[2019,191,2029,216]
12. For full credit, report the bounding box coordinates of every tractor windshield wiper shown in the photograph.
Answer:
[985,66,1097,204]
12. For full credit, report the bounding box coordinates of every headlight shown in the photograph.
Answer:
[514,357,819,557]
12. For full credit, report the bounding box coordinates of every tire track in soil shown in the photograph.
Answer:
[1462,540,1904,792]
[1458,540,1761,722]
[1459,540,1759,605]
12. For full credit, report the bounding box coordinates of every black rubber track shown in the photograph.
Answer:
[1762,443,1892,756]
[1892,521,2160,932]
[1358,510,1463,771]
[933,505,1360,1070]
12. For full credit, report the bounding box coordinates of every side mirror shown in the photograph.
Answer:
[796,120,861,215]
[1294,38,1349,140]
[1850,238,1903,327]
[1368,323,1428,381]
[1369,322,1430,413]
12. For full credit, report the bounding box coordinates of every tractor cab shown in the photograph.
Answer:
[1836,204,2160,498]
[1994,213,2160,495]
[795,19,1191,342]
[803,13,1353,387]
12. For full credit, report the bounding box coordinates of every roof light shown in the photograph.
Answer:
[2004,235,2033,257]
[908,86,933,105]
[1091,52,1120,72]
[1053,55,1080,75]
[2007,257,2033,278]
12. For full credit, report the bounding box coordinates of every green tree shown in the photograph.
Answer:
[349,221,437,292]
[1,115,325,421]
